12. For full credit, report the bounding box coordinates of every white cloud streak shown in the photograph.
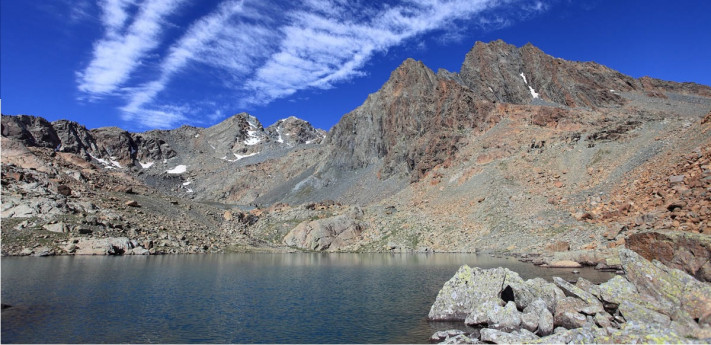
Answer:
[120,0,278,128]
[242,0,498,105]
[77,0,185,95]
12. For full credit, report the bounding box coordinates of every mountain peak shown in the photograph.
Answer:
[266,116,325,146]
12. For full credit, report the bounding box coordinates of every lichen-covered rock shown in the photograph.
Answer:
[527,324,608,344]
[32,246,54,257]
[597,275,637,306]
[430,329,468,343]
[465,299,503,326]
[489,301,522,332]
[620,248,711,323]
[595,321,701,344]
[428,266,526,321]
[552,277,604,315]
[438,333,479,344]
[521,298,554,336]
[618,300,671,326]
[553,297,588,329]
[519,277,564,313]
[520,311,538,333]
[574,277,601,299]
[479,328,538,344]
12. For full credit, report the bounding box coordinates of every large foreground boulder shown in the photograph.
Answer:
[427,265,532,321]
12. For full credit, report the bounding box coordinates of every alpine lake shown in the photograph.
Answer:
[1,253,614,343]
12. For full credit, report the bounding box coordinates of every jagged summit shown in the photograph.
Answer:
[266,116,326,147]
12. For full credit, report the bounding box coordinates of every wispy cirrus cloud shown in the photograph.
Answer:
[242,0,500,106]
[77,0,549,129]
[120,0,279,127]
[77,0,185,95]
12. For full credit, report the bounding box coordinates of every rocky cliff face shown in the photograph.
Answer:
[459,40,637,107]
[326,58,500,182]
[324,40,711,184]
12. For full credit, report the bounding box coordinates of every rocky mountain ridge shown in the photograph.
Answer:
[3,40,711,265]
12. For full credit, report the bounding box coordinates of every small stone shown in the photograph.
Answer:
[669,175,685,184]
[57,184,72,196]
[125,200,139,207]
[64,243,77,253]
[545,241,570,252]
[430,329,467,343]
[43,222,67,233]
[32,246,53,257]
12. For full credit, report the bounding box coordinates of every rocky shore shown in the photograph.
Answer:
[427,248,711,344]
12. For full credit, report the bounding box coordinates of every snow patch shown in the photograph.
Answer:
[233,152,258,160]
[195,134,200,138]
[220,152,259,162]
[520,72,527,84]
[186,188,193,193]
[244,130,261,145]
[139,161,154,169]
[110,160,122,168]
[183,181,192,186]
[166,165,187,174]
[89,153,115,169]
[529,86,540,99]
[276,127,284,144]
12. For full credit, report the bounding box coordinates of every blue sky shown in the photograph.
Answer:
[2,0,710,131]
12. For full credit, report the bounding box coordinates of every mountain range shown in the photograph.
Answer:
[3,40,710,277]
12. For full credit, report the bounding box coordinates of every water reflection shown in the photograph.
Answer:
[1,254,614,343]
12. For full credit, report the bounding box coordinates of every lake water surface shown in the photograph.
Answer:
[1,253,614,343]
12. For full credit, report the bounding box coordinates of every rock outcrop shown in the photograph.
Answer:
[282,207,364,251]
[427,265,563,321]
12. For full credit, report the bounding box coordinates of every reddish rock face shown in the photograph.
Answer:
[627,231,711,282]
[326,58,500,181]
[327,40,711,183]
[459,40,636,108]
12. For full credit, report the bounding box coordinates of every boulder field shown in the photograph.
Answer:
[428,248,711,344]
